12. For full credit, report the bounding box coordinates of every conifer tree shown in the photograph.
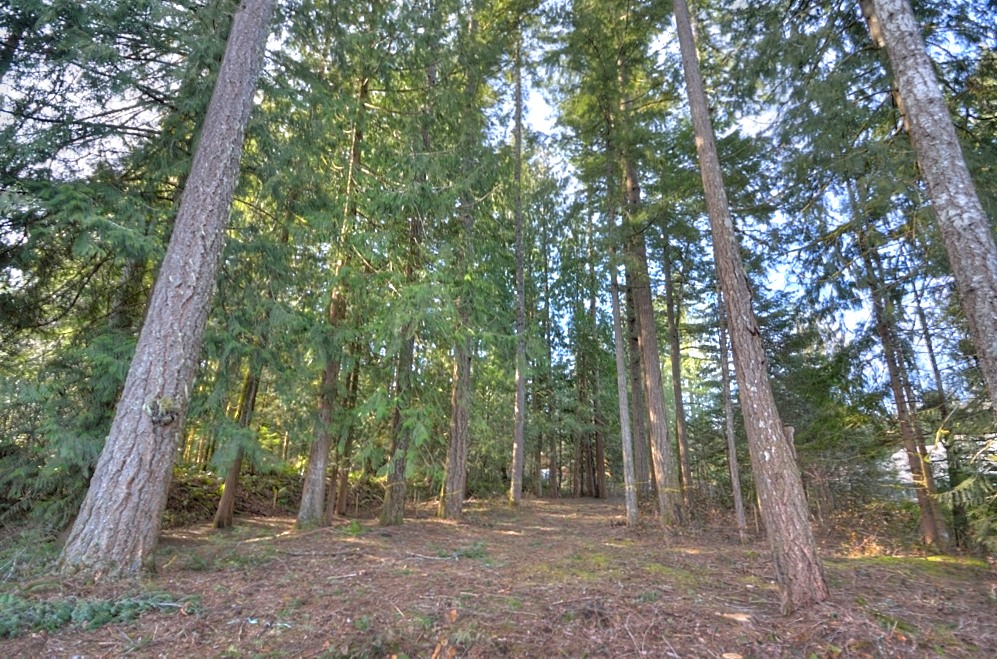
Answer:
[58,0,275,577]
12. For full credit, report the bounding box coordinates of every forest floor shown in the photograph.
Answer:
[2,497,996,658]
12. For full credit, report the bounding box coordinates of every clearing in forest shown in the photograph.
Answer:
[2,498,995,657]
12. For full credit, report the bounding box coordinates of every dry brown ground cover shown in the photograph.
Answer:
[3,498,996,658]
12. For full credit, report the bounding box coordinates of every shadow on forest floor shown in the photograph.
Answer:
[2,497,995,657]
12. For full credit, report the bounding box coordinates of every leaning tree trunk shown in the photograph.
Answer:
[673,0,827,612]
[858,231,946,546]
[58,0,275,578]
[865,0,997,414]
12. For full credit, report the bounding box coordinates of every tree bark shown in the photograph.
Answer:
[673,0,826,612]
[623,162,682,526]
[626,285,653,499]
[866,0,997,414]
[612,250,639,525]
[57,0,275,578]
[663,242,692,507]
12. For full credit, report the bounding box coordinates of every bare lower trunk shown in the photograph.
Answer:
[664,244,692,506]
[626,278,653,499]
[673,0,826,612]
[625,222,682,526]
[859,232,946,546]
[611,251,639,526]
[57,0,275,578]
[440,335,471,518]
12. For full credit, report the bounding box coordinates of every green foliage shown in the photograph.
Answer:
[0,591,200,639]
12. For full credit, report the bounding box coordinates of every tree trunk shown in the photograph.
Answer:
[663,241,692,507]
[865,0,997,414]
[912,279,968,543]
[440,316,472,518]
[673,0,826,612]
[57,0,274,578]
[625,285,653,500]
[510,32,528,505]
[214,367,261,529]
[718,295,748,543]
[623,188,682,526]
[332,362,361,518]
[858,231,946,546]
[612,249,639,526]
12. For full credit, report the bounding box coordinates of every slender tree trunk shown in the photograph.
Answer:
[622,155,682,525]
[673,0,826,612]
[214,367,261,529]
[297,76,367,526]
[718,294,747,543]
[510,32,528,505]
[626,286,653,499]
[57,0,275,578]
[864,0,997,414]
[611,250,639,525]
[329,359,361,521]
[440,307,472,518]
[663,242,692,507]
[859,232,945,546]
[912,278,968,543]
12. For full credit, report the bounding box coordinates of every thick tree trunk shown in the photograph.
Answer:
[663,243,692,506]
[673,0,826,612]
[214,368,261,529]
[440,325,472,518]
[57,0,274,578]
[866,0,997,413]
[718,296,748,543]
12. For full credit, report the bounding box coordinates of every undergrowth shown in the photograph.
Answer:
[0,591,200,639]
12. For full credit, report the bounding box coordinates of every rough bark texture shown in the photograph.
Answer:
[213,368,261,529]
[626,286,653,498]
[57,0,275,578]
[623,158,682,526]
[868,0,997,412]
[664,246,692,506]
[673,0,826,612]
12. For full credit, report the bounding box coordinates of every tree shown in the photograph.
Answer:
[672,0,827,612]
[509,27,528,506]
[58,0,275,577]
[864,0,997,413]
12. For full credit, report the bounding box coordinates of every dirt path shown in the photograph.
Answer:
[4,498,996,657]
